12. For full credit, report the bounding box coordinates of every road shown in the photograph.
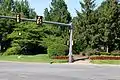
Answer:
[0,62,120,80]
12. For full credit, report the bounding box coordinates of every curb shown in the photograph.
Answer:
[0,60,120,67]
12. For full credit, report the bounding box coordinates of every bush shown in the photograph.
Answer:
[111,50,120,56]
[47,44,68,58]
[111,53,120,56]
[90,52,120,56]
[82,48,96,56]
[111,50,120,54]
[0,52,3,56]
[98,52,111,56]
[90,56,120,60]
[3,46,21,56]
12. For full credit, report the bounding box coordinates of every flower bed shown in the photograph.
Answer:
[52,56,69,60]
[89,56,120,60]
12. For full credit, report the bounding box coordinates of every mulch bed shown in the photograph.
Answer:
[89,56,120,60]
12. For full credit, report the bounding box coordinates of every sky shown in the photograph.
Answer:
[27,0,104,17]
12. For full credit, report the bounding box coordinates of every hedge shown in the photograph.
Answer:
[90,52,120,56]
[89,56,120,60]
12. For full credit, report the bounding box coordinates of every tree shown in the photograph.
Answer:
[14,0,36,18]
[0,0,37,55]
[73,0,96,53]
[96,0,120,52]
[7,22,47,55]
[43,0,71,57]
[44,8,51,21]
[43,0,72,45]
[44,0,71,39]
[49,0,71,23]
[0,0,16,53]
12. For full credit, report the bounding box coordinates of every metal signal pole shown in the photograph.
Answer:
[69,23,73,63]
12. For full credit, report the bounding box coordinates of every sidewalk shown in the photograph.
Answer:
[73,60,91,64]
[70,60,120,67]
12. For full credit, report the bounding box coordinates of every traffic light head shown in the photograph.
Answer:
[36,16,43,25]
[16,14,21,23]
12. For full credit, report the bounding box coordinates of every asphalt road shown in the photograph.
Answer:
[0,62,120,80]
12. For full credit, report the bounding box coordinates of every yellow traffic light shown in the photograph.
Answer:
[16,14,21,23]
[36,16,43,25]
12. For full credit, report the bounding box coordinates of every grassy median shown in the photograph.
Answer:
[91,60,120,65]
[0,54,68,63]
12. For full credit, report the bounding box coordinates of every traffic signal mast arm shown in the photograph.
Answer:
[0,15,71,27]
[0,15,35,22]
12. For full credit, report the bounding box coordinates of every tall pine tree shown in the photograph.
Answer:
[96,0,120,52]
[43,0,71,45]
[73,0,96,53]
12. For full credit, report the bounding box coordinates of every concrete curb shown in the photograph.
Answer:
[0,60,120,67]
[65,63,120,67]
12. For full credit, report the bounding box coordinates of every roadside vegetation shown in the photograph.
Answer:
[91,60,120,65]
[0,0,120,64]
[0,54,67,63]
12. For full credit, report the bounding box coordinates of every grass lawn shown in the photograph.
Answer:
[91,60,120,65]
[0,54,68,63]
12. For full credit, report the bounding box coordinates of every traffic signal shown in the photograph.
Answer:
[36,16,43,25]
[16,14,21,23]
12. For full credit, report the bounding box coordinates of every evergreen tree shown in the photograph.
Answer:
[43,0,72,46]
[44,8,51,21]
[73,0,96,53]
[43,0,71,56]
[96,0,120,52]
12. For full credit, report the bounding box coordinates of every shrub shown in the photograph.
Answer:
[90,56,120,60]
[111,53,120,56]
[92,52,112,56]
[0,52,3,56]
[82,48,96,56]
[111,50,120,54]
[47,44,68,58]
[3,46,21,56]
[90,52,120,56]
[99,52,111,56]
[111,50,120,56]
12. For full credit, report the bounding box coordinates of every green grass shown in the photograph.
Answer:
[0,54,68,63]
[91,60,120,65]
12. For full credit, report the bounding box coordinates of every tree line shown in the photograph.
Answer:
[0,0,120,57]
